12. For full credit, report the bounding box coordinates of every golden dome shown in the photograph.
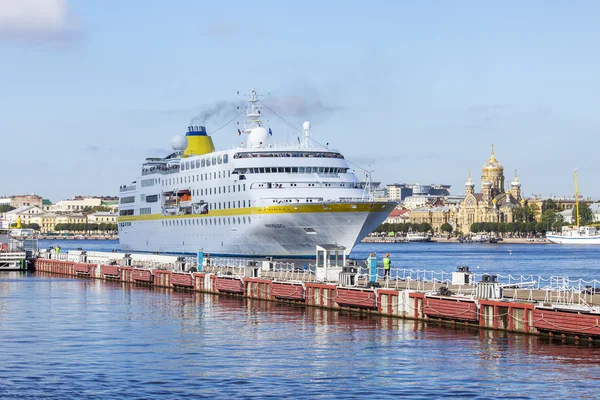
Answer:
[481,145,503,172]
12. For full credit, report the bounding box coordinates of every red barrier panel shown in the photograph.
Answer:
[271,282,305,301]
[245,278,272,300]
[120,266,134,283]
[533,308,600,337]
[423,296,478,322]
[74,263,90,275]
[378,289,400,315]
[305,283,337,308]
[335,288,377,309]
[133,269,152,283]
[153,270,172,288]
[171,272,193,288]
[215,276,244,294]
[101,265,120,279]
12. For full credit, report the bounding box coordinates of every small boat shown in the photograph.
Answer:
[546,226,600,245]
[405,232,431,242]
[546,170,600,245]
[472,234,490,243]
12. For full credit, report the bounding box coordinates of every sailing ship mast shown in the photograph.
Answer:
[574,169,580,227]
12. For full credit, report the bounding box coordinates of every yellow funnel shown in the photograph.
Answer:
[183,126,215,157]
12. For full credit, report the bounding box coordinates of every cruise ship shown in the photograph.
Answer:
[118,90,396,257]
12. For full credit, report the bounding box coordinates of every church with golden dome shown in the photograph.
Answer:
[456,146,525,233]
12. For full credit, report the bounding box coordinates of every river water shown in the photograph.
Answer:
[1,241,598,398]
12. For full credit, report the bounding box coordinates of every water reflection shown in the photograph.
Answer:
[2,273,600,399]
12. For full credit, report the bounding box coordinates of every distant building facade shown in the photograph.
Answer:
[408,206,453,232]
[0,195,44,208]
[385,183,451,202]
[385,208,410,224]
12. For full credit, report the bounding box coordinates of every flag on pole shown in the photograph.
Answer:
[238,129,242,136]
[268,128,273,136]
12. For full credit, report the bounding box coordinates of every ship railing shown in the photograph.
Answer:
[208,257,256,268]
[119,185,136,192]
[0,252,26,260]
[141,167,180,176]
[270,264,316,283]
[333,197,380,203]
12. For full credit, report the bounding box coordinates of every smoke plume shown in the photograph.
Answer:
[189,101,243,125]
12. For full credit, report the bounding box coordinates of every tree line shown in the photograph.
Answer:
[374,222,435,234]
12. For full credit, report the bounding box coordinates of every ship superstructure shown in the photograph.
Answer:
[118,90,396,256]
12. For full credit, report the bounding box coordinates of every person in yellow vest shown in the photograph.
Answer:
[383,253,391,279]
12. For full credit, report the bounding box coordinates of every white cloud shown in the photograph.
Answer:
[0,0,81,43]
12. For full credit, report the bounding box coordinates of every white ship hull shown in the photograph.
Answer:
[119,203,395,257]
[546,234,600,245]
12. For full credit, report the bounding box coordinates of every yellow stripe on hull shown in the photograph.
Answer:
[118,202,394,223]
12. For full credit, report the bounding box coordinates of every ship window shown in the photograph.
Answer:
[228,201,230,208]
[218,218,221,225]
[209,188,212,195]
[191,161,195,169]
[243,184,246,191]
[243,217,246,224]
[243,200,246,207]
[259,168,265,173]
[202,159,206,167]
[238,217,241,224]
[248,217,251,224]
[212,156,217,165]
[207,158,211,167]
[278,167,284,173]
[228,170,231,177]
[223,154,228,164]
[238,201,240,208]
[238,184,241,192]
[218,171,221,178]
[218,187,221,194]
[299,167,305,173]
[291,167,298,173]
[318,167,324,173]
[196,160,200,168]
[218,156,222,164]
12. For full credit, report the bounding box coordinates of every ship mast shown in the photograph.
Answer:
[242,89,263,134]
[574,169,580,227]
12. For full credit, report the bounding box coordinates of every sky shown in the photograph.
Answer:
[1,0,599,202]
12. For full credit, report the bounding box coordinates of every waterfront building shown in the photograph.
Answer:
[408,206,453,232]
[386,184,413,202]
[30,213,58,233]
[0,195,44,208]
[385,208,410,224]
[402,195,440,210]
[456,146,525,233]
[41,199,53,211]
[3,205,45,227]
[385,183,451,202]
[87,212,118,224]
[55,213,87,226]
[528,196,595,221]
[53,196,118,212]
